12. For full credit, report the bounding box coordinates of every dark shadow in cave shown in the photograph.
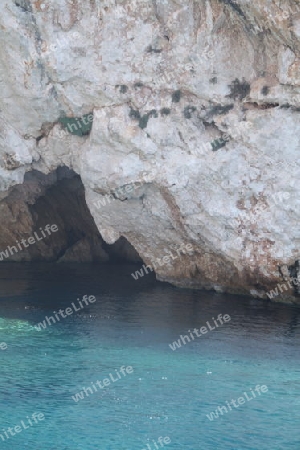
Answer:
[20,167,142,264]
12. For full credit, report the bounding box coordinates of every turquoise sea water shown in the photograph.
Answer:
[0,263,299,449]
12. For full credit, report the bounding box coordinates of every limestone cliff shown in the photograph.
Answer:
[1,0,300,302]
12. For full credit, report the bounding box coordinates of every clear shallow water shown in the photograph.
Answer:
[0,263,299,450]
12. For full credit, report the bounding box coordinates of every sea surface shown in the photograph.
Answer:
[0,263,299,450]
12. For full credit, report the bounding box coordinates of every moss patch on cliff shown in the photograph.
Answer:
[58,113,94,136]
[139,110,158,129]
[129,108,158,129]
[211,139,227,151]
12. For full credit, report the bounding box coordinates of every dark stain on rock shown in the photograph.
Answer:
[138,115,149,129]
[220,0,247,21]
[183,106,197,119]
[288,260,300,295]
[172,90,182,103]
[15,0,32,12]
[178,131,185,143]
[227,78,250,101]
[36,134,45,144]
[146,45,162,54]
[129,108,158,129]
[280,104,300,112]
[118,85,128,94]
[207,104,234,117]
[243,102,279,110]
[139,110,158,129]
[160,108,171,116]
[129,108,141,120]
[210,77,218,84]
[261,86,269,95]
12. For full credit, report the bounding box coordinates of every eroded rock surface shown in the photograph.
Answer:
[1,0,300,301]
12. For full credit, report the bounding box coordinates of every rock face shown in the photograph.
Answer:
[1,0,300,302]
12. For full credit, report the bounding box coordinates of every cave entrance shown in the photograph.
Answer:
[0,167,141,264]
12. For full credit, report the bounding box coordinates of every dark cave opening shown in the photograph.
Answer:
[0,167,142,264]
